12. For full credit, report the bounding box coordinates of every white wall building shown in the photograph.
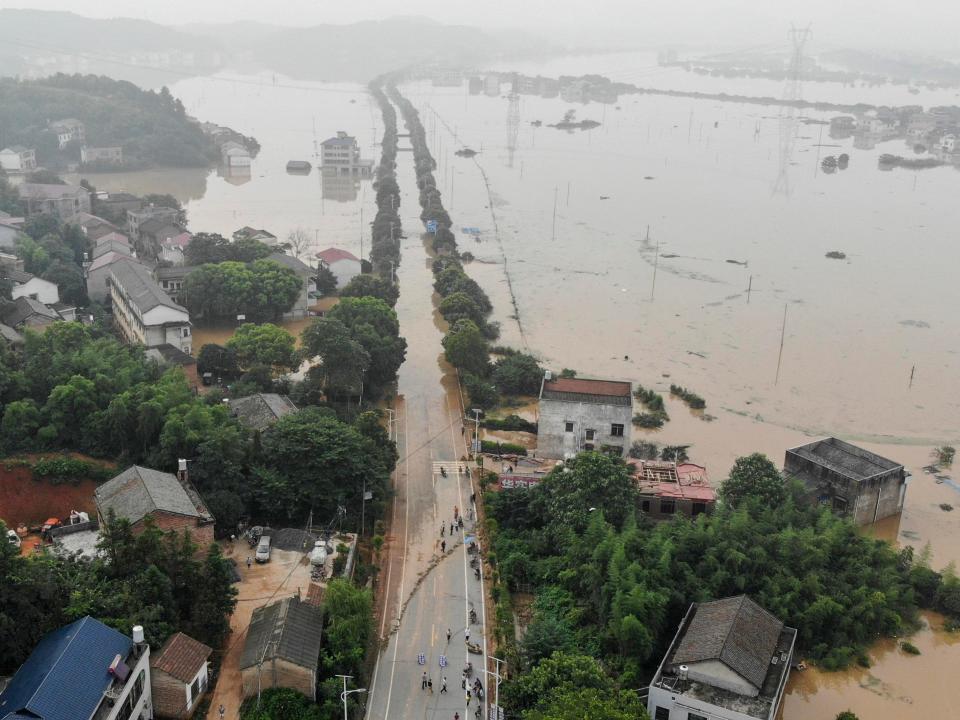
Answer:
[316,247,361,289]
[647,596,796,720]
[0,145,37,172]
[110,259,192,353]
[9,269,60,304]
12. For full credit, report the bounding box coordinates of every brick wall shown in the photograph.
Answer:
[152,668,189,719]
[133,512,214,548]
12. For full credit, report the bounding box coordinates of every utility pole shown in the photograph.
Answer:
[488,656,506,719]
[775,303,788,385]
[359,206,364,263]
[471,408,482,454]
[550,186,558,242]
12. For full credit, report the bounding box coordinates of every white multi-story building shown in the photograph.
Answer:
[109,259,192,354]
[647,596,796,720]
[320,132,373,176]
[0,145,37,172]
[0,617,153,720]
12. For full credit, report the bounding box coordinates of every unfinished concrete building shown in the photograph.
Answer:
[784,437,908,525]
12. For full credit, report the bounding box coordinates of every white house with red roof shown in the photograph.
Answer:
[536,373,633,459]
[316,247,361,288]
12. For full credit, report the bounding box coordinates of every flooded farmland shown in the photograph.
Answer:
[81,55,959,719]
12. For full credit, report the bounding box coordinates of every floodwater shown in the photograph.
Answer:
[78,55,960,720]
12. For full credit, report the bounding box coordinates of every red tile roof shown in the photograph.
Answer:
[316,247,359,264]
[151,632,212,684]
[543,377,632,398]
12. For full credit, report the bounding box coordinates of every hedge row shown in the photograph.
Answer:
[367,80,402,278]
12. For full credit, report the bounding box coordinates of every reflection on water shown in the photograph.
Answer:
[217,163,251,186]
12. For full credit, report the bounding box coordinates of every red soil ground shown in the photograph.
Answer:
[0,463,100,530]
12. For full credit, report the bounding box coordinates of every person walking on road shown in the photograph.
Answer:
[246,556,252,569]
[465,627,470,642]
[450,522,455,535]
[461,673,467,689]
[428,677,434,694]
[422,672,428,690]
[470,492,476,504]
[458,516,464,529]
[454,713,460,720]
[441,676,448,693]
[441,523,445,537]
[454,505,459,519]
[441,540,446,553]
[446,628,452,643]
[466,689,472,706]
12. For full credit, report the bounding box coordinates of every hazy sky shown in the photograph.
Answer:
[1,0,958,53]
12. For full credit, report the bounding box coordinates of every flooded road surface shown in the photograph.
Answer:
[191,317,314,351]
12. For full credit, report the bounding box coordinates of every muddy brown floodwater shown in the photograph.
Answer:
[79,58,959,720]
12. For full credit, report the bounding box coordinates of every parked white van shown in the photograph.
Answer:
[255,535,272,563]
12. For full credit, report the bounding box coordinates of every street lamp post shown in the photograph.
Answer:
[470,408,482,455]
[487,656,505,719]
[336,674,367,720]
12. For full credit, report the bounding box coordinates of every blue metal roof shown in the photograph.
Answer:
[0,616,133,720]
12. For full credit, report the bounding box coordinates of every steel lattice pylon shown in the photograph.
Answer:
[772,24,812,197]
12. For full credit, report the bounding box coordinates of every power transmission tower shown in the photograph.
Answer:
[772,24,812,196]
[506,91,520,169]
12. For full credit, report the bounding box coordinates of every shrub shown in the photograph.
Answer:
[670,384,706,409]
[481,440,528,456]
[630,441,660,460]
[31,457,112,482]
[483,414,537,433]
[633,413,666,429]
[463,372,498,410]
[901,641,921,655]
[491,353,543,395]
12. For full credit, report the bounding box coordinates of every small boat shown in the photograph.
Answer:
[286,160,312,174]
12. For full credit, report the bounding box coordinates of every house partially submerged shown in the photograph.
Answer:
[316,247,360,289]
[784,437,909,525]
[240,596,323,700]
[536,374,632,459]
[94,465,215,546]
[109,259,192,354]
[268,251,314,319]
[0,617,153,720]
[229,393,298,432]
[647,595,796,720]
[151,632,212,720]
[632,460,716,520]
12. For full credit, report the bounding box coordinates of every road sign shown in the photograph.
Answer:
[418,653,426,665]
[426,220,438,233]
[439,654,447,668]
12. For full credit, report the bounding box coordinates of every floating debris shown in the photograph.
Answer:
[900,319,931,328]
[455,148,478,157]
[825,250,846,260]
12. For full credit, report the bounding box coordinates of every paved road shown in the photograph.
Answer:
[366,122,489,720]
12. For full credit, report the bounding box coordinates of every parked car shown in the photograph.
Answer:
[7,529,21,549]
[255,535,272,563]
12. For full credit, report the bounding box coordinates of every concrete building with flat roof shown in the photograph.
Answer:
[784,437,908,525]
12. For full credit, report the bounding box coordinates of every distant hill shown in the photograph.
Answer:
[0,74,223,170]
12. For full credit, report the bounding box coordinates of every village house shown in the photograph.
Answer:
[647,595,796,720]
[631,460,716,520]
[0,145,37,172]
[0,321,24,348]
[536,374,633,459]
[145,343,201,390]
[138,217,190,258]
[154,265,196,304]
[229,393,298,432]
[109,259,192,354]
[92,232,134,259]
[18,182,91,221]
[233,226,278,245]
[75,211,125,241]
[783,437,909,525]
[0,251,24,272]
[240,596,323,701]
[320,132,373,176]
[268,251,314,318]
[87,251,138,304]
[128,205,180,241]
[49,118,86,148]
[0,618,153,720]
[94,465,215,545]
[100,191,144,216]
[81,145,124,165]
[150,632,212,720]
[8,269,59,304]
[220,140,252,168]
[0,218,22,251]
[0,295,65,332]
[316,247,361,289]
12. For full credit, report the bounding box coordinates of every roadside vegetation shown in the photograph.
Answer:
[632,384,669,429]
[669,383,706,409]
[484,450,960,718]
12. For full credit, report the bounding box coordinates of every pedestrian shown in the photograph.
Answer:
[454,505,459,519]
[441,676,448,693]
[458,516,464,529]
[454,713,460,720]
[447,628,452,643]
[474,567,481,580]
[508,464,513,473]
[422,671,428,690]
[461,674,467,689]
[246,556,252,569]
[460,465,465,474]
[441,540,446,553]
[441,523,445,537]
[461,425,465,436]
[450,522,455,535]
[466,689,472,706]
[428,677,434,694]
[465,627,471,641]
[470,492,476,504]
[218,705,225,720]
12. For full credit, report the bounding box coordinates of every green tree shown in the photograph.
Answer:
[441,319,489,376]
[340,273,399,307]
[42,259,88,306]
[300,317,370,397]
[439,291,486,326]
[531,452,638,531]
[196,343,239,381]
[184,260,301,322]
[719,453,786,508]
[1,399,42,450]
[43,375,98,448]
[503,652,612,713]
[492,352,544,395]
[523,688,649,720]
[226,323,298,375]
[315,265,338,296]
[836,713,860,720]
[327,297,406,394]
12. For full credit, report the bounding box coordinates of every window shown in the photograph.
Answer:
[610,423,624,437]
[655,708,670,720]
[660,500,676,515]
[190,676,201,706]
[182,327,191,337]
[641,500,650,512]
[584,443,594,451]
[585,429,595,441]
[833,496,848,513]
[688,714,707,720]
[692,502,707,516]
[564,422,574,433]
